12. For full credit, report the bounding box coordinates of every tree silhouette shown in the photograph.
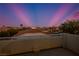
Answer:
[20,24,23,27]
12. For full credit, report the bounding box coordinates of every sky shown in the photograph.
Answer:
[0,3,79,27]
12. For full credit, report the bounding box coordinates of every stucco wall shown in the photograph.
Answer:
[0,33,79,55]
[62,33,79,54]
[0,35,63,55]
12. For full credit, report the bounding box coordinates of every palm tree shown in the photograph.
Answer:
[20,24,23,28]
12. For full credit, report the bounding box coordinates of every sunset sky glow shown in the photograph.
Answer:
[0,3,79,27]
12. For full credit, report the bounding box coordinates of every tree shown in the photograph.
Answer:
[59,20,79,34]
[20,24,23,28]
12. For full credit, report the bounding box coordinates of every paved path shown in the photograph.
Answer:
[13,48,78,56]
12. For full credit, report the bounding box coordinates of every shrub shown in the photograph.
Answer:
[0,28,19,37]
[59,20,79,34]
